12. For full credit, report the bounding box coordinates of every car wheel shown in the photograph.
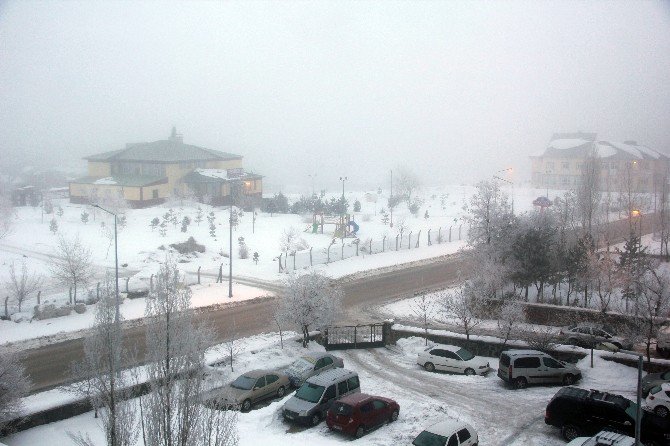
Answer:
[655,405,670,418]
[561,424,581,441]
[390,410,399,423]
[241,399,252,412]
[355,425,366,438]
[277,386,285,398]
[311,413,321,426]
[424,362,435,372]
[514,377,527,389]
[562,374,575,386]
[464,368,476,376]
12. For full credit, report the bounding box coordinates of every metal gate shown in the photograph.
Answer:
[324,323,385,350]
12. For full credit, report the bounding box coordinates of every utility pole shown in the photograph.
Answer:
[390,169,394,228]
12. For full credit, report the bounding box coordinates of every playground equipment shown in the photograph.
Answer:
[310,213,359,238]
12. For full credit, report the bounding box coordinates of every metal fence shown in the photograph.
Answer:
[275,224,468,272]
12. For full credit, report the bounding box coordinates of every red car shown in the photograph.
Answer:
[326,393,400,438]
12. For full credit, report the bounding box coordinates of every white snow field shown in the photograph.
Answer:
[2,332,639,446]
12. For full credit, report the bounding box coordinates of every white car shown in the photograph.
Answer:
[566,431,634,445]
[417,344,490,376]
[645,382,670,417]
[412,419,478,446]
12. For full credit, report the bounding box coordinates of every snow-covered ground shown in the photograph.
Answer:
[2,332,640,446]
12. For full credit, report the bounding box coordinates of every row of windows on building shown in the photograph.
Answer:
[110,161,209,177]
[544,160,652,173]
[541,174,650,186]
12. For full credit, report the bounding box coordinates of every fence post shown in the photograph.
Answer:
[408,232,412,249]
[327,245,331,264]
[150,274,154,292]
[37,290,42,305]
[416,230,421,248]
[125,277,130,293]
[292,251,296,270]
[354,326,357,349]
[4,296,8,319]
[197,266,201,285]
[278,254,283,272]
[438,227,442,244]
[395,235,399,251]
[69,287,73,305]
[459,224,462,240]
[369,239,372,254]
[341,241,344,260]
[310,247,313,266]
[382,235,386,252]
[449,226,452,242]
[355,241,359,256]
[428,229,432,245]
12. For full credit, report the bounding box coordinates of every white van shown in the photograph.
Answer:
[497,350,582,389]
[282,368,360,426]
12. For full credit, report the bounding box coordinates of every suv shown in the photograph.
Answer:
[545,386,670,444]
[497,350,581,389]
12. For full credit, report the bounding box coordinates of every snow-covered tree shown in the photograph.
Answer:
[463,180,514,250]
[276,271,342,347]
[194,207,203,226]
[150,217,160,231]
[437,285,482,341]
[496,299,526,346]
[81,210,90,224]
[69,274,137,446]
[50,235,93,304]
[635,268,670,364]
[142,259,238,446]
[353,199,361,212]
[180,216,191,233]
[56,205,64,218]
[0,193,13,239]
[575,152,601,236]
[395,167,421,205]
[410,292,436,345]
[49,217,58,234]
[0,351,30,433]
[6,260,42,313]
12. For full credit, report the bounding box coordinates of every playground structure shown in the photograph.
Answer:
[310,213,359,238]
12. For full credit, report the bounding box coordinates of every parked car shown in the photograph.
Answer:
[643,370,670,397]
[646,383,670,417]
[282,368,360,426]
[559,324,631,350]
[545,386,670,444]
[417,344,491,376]
[566,431,635,446]
[326,393,399,438]
[411,420,478,446]
[658,325,670,358]
[285,352,344,387]
[497,350,581,389]
[202,369,290,412]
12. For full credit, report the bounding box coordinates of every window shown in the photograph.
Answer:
[562,162,569,170]
[323,385,336,403]
[430,349,446,357]
[266,374,278,384]
[443,351,461,361]
[372,400,386,410]
[360,402,373,413]
[255,376,266,388]
[315,358,325,369]
[457,428,471,442]
[346,376,360,391]
[514,357,541,368]
[543,357,564,369]
[337,381,348,395]
[447,434,458,446]
[322,356,333,367]
[152,189,158,199]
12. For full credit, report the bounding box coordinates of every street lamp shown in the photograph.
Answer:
[308,174,317,197]
[92,204,120,327]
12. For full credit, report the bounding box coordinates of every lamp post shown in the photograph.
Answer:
[309,174,317,197]
[92,204,120,327]
[339,176,347,239]
[339,176,347,213]
[390,169,394,228]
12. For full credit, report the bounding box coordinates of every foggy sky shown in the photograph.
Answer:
[1,1,669,192]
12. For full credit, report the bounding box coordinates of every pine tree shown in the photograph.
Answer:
[49,218,58,234]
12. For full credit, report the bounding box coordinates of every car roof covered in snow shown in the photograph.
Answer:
[306,368,356,386]
[422,419,473,437]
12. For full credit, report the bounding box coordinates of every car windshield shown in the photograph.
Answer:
[412,430,448,446]
[662,371,670,380]
[456,348,475,361]
[230,375,256,390]
[331,402,353,417]
[624,399,639,421]
[294,383,325,403]
[651,386,663,395]
[289,357,315,374]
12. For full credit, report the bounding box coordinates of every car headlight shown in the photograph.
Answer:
[299,410,309,417]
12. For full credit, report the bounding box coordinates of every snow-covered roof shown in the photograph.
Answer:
[549,139,591,150]
[537,133,666,160]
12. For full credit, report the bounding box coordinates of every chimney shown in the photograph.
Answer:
[169,126,183,143]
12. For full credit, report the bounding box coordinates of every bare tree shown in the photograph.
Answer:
[68,274,138,446]
[395,167,421,205]
[51,235,94,304]
[221,318,241,372]
[0,193,13,240]
[141,259,237,446]
[276,271,342,347]
[635,268,670,365]
[496,299,526,346]
[410,292,436,345]
[6,260,42,313]
[437,285,482,341]
[576,151,601,237]
[0,351,30,433]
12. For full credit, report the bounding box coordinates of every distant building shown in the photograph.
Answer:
[69,128,263,208]
[530,132,669,193]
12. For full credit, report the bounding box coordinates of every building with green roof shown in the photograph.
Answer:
[70,128,263,208]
